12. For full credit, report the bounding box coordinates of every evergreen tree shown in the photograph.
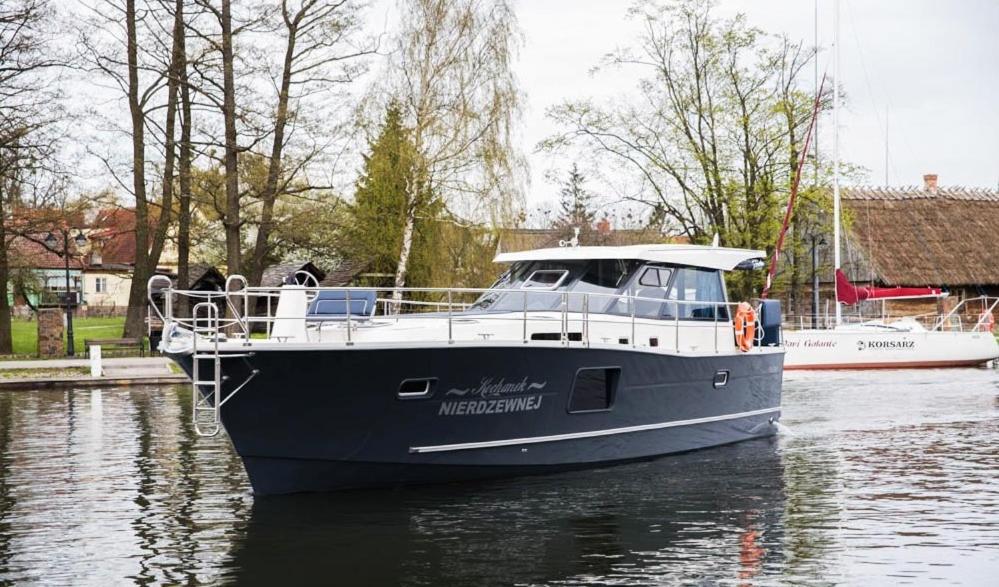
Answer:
[346,103,447,291]
[346,103,414,277]
[346,105,502,298]
[556,163,595,229]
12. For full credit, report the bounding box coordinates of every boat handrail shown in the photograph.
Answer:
[780,295,999,334]
[148,276,775,354]
[934,296,999,332]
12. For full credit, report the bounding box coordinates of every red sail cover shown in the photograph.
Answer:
[835,269,942,305]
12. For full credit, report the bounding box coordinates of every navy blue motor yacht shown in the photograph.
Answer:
[152,244,784,495]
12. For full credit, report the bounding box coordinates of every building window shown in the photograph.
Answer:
[95,277,107,293]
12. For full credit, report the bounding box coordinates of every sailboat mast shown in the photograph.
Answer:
[833,0,842,325]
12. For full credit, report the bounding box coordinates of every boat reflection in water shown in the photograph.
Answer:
[223,437,786,586]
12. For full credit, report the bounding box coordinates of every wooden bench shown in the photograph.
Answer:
[84,338,145,358]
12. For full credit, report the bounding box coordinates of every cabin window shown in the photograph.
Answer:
[638,268,660,287]
[522,269,569,290]
[664,268,729,321]
[567,259,641,313]
[568,367,619,413]
[583,259,639,289]
[634,267,673,318]
[470,261,587,312]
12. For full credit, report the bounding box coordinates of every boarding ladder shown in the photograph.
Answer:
[189,302,260,437]
[191,302,224,436]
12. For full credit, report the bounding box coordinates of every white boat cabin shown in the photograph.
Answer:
[276,244,770,354]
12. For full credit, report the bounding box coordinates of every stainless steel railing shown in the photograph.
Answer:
[781,295,999,334]
[148,276,773,354]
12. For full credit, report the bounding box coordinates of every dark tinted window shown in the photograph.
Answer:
[568,368,619,412]
[581,259,638,289]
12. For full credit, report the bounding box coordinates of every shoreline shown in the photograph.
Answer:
[0,356,190,390]
[0,375,190,391]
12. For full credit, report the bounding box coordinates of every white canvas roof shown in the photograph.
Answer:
[493,244,766,271]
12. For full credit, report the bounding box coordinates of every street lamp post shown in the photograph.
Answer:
[810,234,826,329]
[45,230,87,356]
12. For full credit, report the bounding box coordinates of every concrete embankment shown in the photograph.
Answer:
[0,357,189,390]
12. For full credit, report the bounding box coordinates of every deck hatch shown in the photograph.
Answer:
[568,367,620,413]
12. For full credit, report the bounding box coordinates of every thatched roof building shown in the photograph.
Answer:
[841,175,999,292]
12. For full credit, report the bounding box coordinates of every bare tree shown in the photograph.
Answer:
[245,0,373,286]
[76,0,188,335]
[382,0,524,302]
[176,0,193,296]
[217,0,241,275]
[0,0,64,353]
[543,0,830,296]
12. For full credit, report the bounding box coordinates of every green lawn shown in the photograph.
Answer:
[9,316,128,357]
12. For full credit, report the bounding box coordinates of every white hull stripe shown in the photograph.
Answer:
[408,406,781,454]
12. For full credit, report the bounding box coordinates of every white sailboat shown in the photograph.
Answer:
[781,0,999,370]
[783,268,999,369]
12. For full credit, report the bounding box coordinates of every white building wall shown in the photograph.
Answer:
[83,271,132,311]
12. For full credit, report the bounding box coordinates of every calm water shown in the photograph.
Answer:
[0,369,997,586]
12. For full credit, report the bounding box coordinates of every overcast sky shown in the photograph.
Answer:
[71,1,999,209]
[511,0,999,206]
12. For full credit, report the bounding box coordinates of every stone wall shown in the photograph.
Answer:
[37,309,64,357]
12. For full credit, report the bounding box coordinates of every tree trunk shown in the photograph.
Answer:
[177,0,192,302]
[248,13,297,287]
[220,0,241,277]
[123,0,150,338]
[147,0,184,274]
[392,196,417,310]
[0,188,12,354]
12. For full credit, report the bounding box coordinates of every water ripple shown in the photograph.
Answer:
[0,368,996,585]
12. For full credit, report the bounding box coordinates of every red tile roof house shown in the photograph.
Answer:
[82,208,148,317]
[6,235,87,318]
[7,208,178,318]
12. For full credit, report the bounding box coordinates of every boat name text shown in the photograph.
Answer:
[438,395,543,416]
[784,339,837,348]
[857,339,915,350]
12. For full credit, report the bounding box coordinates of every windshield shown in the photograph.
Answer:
[470,259,641,312]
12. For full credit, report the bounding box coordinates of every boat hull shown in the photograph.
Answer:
[783,329,999,370]
[172,345,783,495]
